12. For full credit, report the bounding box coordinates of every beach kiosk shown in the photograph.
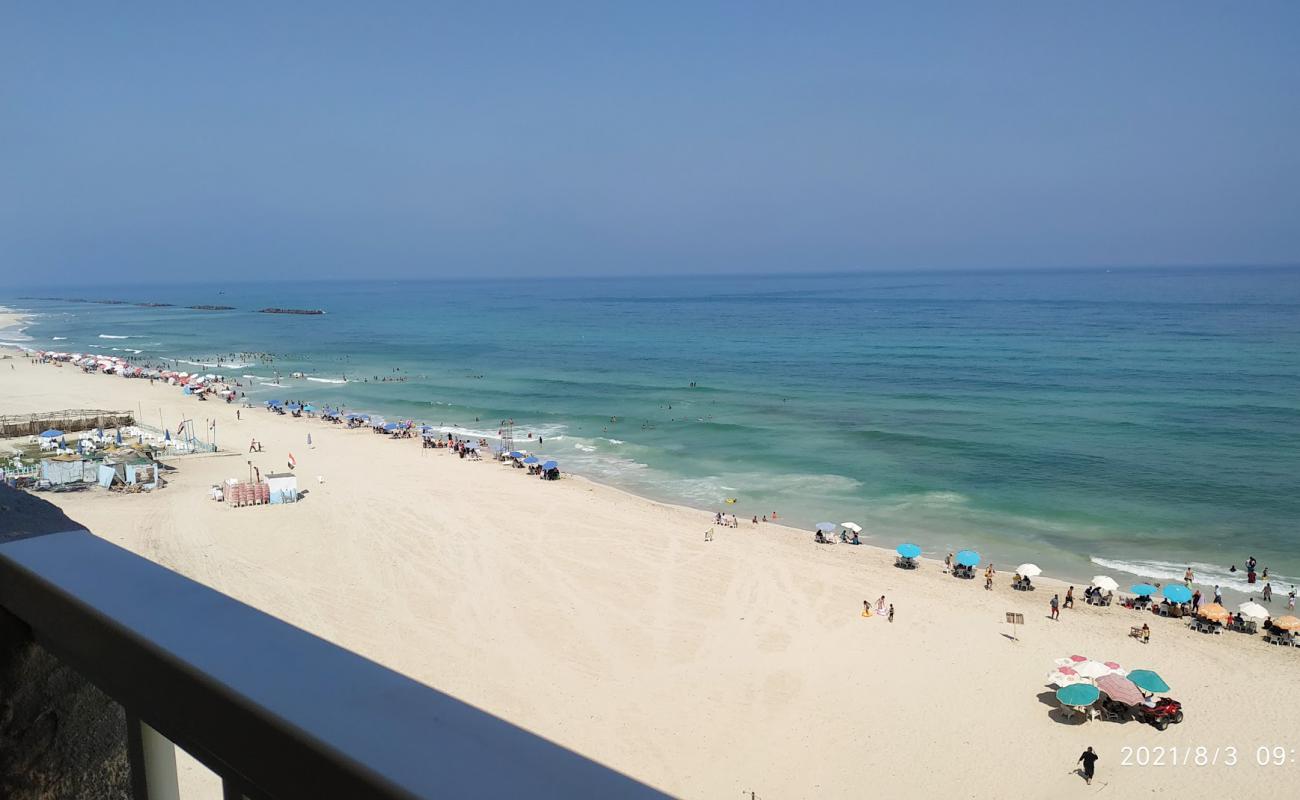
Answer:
[265,472,299,504]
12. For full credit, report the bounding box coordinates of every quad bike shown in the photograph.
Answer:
[1134,697,1184,730]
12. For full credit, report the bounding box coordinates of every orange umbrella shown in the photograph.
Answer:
[1273,615,1300,631]
[1197,603,1231,623]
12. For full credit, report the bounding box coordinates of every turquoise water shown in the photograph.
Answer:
[5,267,1300,593]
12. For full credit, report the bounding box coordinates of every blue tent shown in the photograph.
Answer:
[522,456,539,464]
[896,543,922,559]
[1161,584,1192,603]
[955,550,981,567]
[542,460,558,470]
[39,429,64,438]
[1131,583,1158,597]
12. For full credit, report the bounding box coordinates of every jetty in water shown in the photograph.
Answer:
[257,308,325,316]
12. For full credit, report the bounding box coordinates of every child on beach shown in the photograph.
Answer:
[862,600,872,618]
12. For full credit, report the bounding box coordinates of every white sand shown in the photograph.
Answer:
[2,356,1294,798]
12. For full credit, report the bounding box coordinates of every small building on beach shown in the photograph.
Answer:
[265,472,299,504]
[40,455,92,486]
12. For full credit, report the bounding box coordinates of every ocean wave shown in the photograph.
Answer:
[573,442,596,453]
[306,377,348,384]
[1090,557,1293,595]
[601,438,626,445]
[177,359,251,369]
[111,347,144,354]
[98,334,132,339]
[51,336,67,340]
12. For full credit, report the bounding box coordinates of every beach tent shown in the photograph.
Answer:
[896,543,922,559]
[1126,670,1170,693]
[39,429,64,438]
[955,550,980,567]
[1130,583,1157,597]
[1160,584,1192,604]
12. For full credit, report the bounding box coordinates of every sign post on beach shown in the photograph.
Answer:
[1006,612,1024,640]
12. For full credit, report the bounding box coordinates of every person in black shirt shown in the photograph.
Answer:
[1078,747,1099,785]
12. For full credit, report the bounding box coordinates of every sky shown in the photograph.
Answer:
[3,2,1298,281]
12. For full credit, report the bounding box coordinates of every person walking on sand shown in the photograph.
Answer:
[1077,747,1099,785]
[1289,587,1297,610]
[1192,589,1201,611]
[862,600,872,618]
[1064,586,1075,609]
[888,604,895,623]
[876,595,886,614]
[1050,594,1060,620]
[985,564,995,590]
[944,552,953,573]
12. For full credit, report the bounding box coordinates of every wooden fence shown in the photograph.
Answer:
[0,410,135,438]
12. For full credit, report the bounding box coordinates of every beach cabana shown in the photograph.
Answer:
[40,455,87,486]
[895,543,921,569]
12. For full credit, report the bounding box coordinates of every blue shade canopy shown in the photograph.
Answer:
[955,550,981,567]
[303,404,317,412]
[383,422,399,430]
[39,429,64,437]
[896,543,922,559]
[1161,585,1192,603]
[266,400,282,407]
[1055,684,1100,706]
[285,403,301,411]
[542,460,558,470]
[508,451,524,458]
[1131,584,1158,597]
[1126,669,1170,693]
[815,522,836,532]
[522,456,539,464]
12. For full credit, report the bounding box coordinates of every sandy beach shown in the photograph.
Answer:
[2,353,1296,798]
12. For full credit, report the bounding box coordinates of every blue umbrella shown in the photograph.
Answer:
[896,543,922,559]
[115,429,123,445]
[955,549,981,567]
[508,451,524,459]
[1127,669,1170,693]
[522,456,539,464]
[286,403,302,411]
[164,429,171,442]
[303,404,317,413]
[1056,684,1100,706]
[39,429,64,438]
[266,400,282,407]
[1161,584,1192,603]
[1131,583,1158,597]
[542,460,558,470]
[383,422,400,431]
[815,522,836,532]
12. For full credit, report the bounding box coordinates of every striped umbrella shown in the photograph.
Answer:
[1096,674,1144,707]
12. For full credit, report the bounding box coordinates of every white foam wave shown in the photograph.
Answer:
[1090,557,1293,596]
[98,334,131,339]
[601,438,625,445]
[177,359,251,369]
[573,443,596,453]
[111,347,144,354]
[51,336,67,340]
[306,377,347,384]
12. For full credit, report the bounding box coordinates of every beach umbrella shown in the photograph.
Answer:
[955,550,980,567]
[815,522,836,532]
[1073,661,1111,680]
[1238,602,1268,621]
[1096,674,1144,707]
[1017,563,1042,578]
[164,429,171,442]
[1053,656,1089,667]
[542,460,558,470]
[115,429,123,445]
[508,451,524,459]
[1273,615,1300,632]
[896,543,922,559]
[1127,669,1170,694]
[1161,584,1192,604]
[39,429,64,438]
[523,456,539,464]
[1197,603,1231,623]
[303,404,317,413]
[1048,670,1086,687]
[1055,684,1100,707]
[841,522,862,533]
[383,422,399,431]
[1131,583,1158,597]
[1091,575,1119,592]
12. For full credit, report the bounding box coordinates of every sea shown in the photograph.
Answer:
[4,266,1299,597]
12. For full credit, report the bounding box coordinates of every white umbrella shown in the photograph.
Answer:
[1017,563,1042,578]
[1091,575,1119,592]
[1074,661,1111,680]
[1239,602,1268,621]
[1048,671,1087,687]
[841,522,862,533]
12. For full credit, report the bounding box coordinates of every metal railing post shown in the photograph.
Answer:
[126,713,181,800]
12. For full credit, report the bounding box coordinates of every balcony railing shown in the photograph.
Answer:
[0,530,665,799]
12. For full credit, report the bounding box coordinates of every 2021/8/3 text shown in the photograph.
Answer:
[1122,746,1296,767]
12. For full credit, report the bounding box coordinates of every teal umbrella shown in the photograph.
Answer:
[955,550,980,567]
[1161,585,1192,603]
[1055,684,1100,706]
[1131,583,1157,597]
[896,543,922,559]
[1126,669,1170,693]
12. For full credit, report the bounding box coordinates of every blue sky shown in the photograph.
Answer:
[3,3,1298,280]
